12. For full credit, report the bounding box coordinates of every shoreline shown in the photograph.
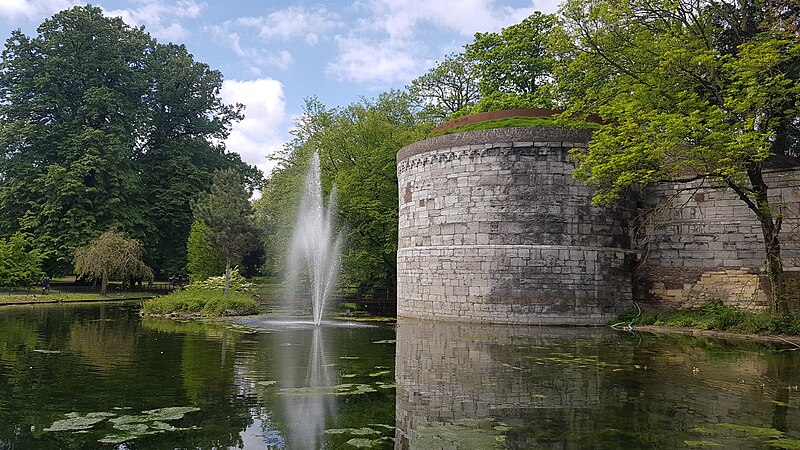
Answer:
[634,325,800,346]
[0,296,154,307]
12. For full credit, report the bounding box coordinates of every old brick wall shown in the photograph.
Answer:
[636,171,800,310]
[396,127,635,324]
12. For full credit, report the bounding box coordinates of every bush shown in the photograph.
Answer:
[189,267,252,292]
[142,287,258,317]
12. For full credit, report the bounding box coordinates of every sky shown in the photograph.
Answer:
[0,0,560,177]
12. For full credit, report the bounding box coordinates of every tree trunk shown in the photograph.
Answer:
[224,257,231,297]
[101,271,108,296]
[763,220,786,315]
[747,167,786,314]
[727,166,786,314]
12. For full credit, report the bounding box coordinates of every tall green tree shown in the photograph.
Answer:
[0,6,259,276]
[193,169,258,296]
[557,0,800,313]
[465,12,558,109]
[0,6,149,274]
[260,92,428,289]
[73,229,153,296]
[137,42,255,276]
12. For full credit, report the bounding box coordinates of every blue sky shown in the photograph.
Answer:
[0,0,560,175]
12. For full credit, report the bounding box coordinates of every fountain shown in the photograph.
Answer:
[286,152,343,326]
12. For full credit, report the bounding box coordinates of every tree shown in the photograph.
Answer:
[0,6,259,276]
[557,0,800,313]
[73,229,153,296]
[0,6,149,274]
[186,220,225,282]
[407,53,480,121]
[259,92,428,289]
[0,233,43,288]
[137,42,256,276]
[465,12,558,108]
[193,169,258,296]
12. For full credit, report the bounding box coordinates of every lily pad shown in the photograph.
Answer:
[769,438,800,449]
[325,427,381,436]
[44,412,116,432]
[718,423,784,439]
[278,383,377,396]
[141,406,200,421]
[685,441,721,447]
[346,437,383,448]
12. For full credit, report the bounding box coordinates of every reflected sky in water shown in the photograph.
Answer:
[1,303,800,449]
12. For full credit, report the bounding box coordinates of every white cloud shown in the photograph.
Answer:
[104,0,204,41]
[326,0,556,87]
[210,26,295,71]
[0,0,81,20]
[220,78,288,177]
[234,5,342,43]
[366,0,546,39]
[327,35,419,86]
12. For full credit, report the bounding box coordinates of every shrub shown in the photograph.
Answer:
[142,287,258,317]
[189,267,252,292]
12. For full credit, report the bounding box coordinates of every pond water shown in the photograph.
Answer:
[1,302,799,449]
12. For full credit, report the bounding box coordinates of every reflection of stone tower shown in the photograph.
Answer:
[396,127,634,324]
[394,318,606,449]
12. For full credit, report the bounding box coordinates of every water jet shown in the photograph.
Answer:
[286,152,343,326]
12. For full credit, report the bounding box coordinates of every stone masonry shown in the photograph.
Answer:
[397,124,800,323]
[636,171,800,310]
[396,127,635,324]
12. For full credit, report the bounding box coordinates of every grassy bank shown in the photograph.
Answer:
[621,300,800,336]
[142,288,258,317]
[0,292,151,305]
[431,116,600,137]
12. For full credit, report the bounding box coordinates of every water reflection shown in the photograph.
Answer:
[395,318,800,449]
[279,326,336,448]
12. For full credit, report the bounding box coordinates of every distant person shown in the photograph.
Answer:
[41,274,50,295]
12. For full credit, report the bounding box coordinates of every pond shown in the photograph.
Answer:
[0,302,799,449]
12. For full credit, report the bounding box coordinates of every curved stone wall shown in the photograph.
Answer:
[396,127,634,324]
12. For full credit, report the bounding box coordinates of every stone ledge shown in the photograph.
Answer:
[397,127,593,164]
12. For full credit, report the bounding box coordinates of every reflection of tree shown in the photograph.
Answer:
[66,321,137,369]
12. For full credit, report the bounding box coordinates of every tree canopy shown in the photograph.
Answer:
[465,12,558,109]
[258,92,428,289]
[557,0,800,312]
[0,6,259,276]
[407,53,480,122]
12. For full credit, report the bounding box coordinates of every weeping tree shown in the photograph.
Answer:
[73,229,153,295]
[193,169,259,296]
